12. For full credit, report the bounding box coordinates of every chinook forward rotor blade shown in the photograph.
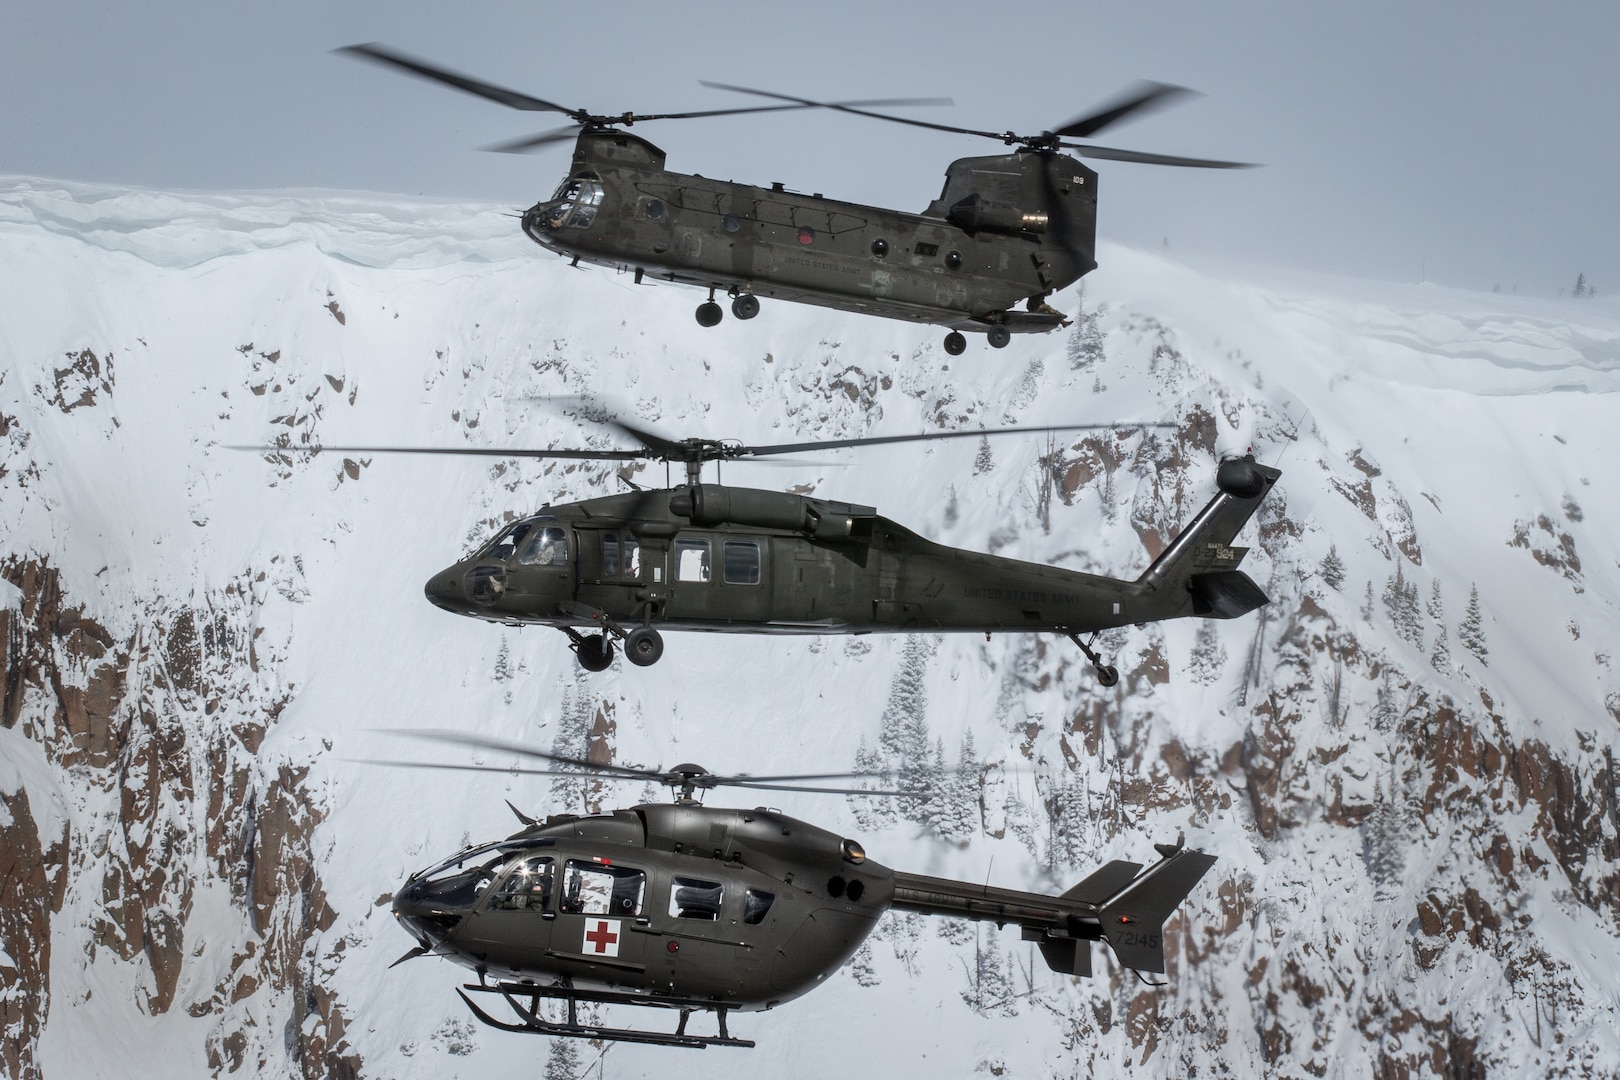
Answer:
[338,43,583,114]
[733,421,1173,459]
[702,81,1011,142]
[483,124,586,154]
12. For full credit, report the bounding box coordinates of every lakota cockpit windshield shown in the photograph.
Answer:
[539,171,605,230]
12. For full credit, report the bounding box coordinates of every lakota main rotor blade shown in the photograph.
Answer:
[1050,81,1196,139]
[735,421,1173,459]
[338,43,583,115]
[373,729,900,788]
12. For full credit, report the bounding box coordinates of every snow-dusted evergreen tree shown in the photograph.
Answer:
[1065,298,1106,371]
[850,736,895,830]
[1459,583,1489,665]
[550,677,595,811]
[943,484,959,527]
[973,435,994,475]
[493,638,513,681]
[1361,778,1407,894]
[1428,580,1451,672]
[1383,563,1423,649]
[543,1037,581,1080]
[1362,580,1376,622]
[937,729,980,841]
[1573,271,1595,298]
[1187,619,1227,685]
[1320,544,1346,591]
[1045,771,1092,870]
[962,934,1018,1017]
[848,940,880,987]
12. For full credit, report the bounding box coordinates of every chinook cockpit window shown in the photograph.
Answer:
[517,526,569,566]
[545,172,605,229]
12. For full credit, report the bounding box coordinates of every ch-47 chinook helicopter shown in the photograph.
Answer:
[287,412,1280,684]
[339,43,1252,354]
[370,729,1218,1049]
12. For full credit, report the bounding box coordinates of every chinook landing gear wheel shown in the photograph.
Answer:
[986,324,1011,349]
[695,301,723,327]
[576,634,614,673]
[624,626,665,667]
[943,331,967,356]
[731,294,760,320]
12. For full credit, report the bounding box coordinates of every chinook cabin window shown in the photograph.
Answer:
[602,532,642,580]
[723,540,761,585]
[675,538,711,583]
[561,860,645,917]
[516,526,568,566]
[489,855,555,912]
[668,876,724,920]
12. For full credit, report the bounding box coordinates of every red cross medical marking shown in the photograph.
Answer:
[584,920,619,954]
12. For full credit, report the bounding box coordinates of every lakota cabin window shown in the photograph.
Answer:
[743,889,775,925]
[561,861,645,917]
[675,538,711,583]
[669,877,724,920]
[722,540,761,585]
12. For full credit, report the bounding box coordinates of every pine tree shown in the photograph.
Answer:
[1459,583,1489,666]
[1065,306,1106,371]
[1320,545,1346,591]
[1362,581,1376,622]
[1427,580,1450,673]
[1188,619,1227,685]
[973,435,994,475]
[850,736,895,830]
[493,638,513,681]
[937,729,980,841]
[550,679,594,811]
[544,1038,581,1080]
[1573,272,1595,298]
[1383,564,1423,649]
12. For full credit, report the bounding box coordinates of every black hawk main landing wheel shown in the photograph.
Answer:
[624,626,665,667]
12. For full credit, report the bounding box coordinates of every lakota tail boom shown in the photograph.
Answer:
[889,843,1217,978]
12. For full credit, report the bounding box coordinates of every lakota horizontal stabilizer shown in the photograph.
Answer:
[1038,937,1091,978]
[1099,849,1218,974]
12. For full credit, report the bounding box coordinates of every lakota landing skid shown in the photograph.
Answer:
[458,980,755,1049]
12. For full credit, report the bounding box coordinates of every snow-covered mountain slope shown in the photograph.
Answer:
[2,174,1618,1079]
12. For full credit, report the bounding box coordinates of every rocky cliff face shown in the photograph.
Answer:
[1,178,1617,1077]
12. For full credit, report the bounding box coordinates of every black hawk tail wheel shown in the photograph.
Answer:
[576,634,614,672]
[943,331,967,356]
[1097,664,1120,688]
[624,626,665,667]
[695,301,723,327]
[987,324,1011,349]
[731,294,760,320]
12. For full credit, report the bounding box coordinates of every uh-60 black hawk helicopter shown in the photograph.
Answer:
[372,729,1218,1049]
[339,43,1252,355]
[291,412,1281,684]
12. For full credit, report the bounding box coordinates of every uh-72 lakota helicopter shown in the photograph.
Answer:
[293,412,1281,684]
[371,729,1219,1049]
[339,43,1252,355]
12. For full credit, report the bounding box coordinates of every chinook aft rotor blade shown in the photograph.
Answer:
[1050,81,1196,139]
[338,43,583,114]
[1062,143,1256,169]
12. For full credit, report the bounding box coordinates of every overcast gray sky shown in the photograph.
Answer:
[5,0,1616,297]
